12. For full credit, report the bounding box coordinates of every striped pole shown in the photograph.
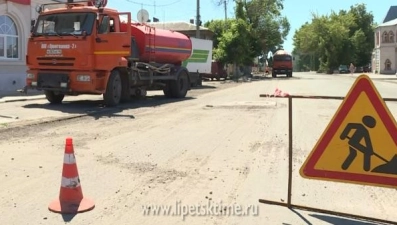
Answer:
[49,137,95,214]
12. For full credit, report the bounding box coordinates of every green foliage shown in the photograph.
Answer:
[292,3,375,72]
[207,0,290,68]
[213,18,254,65]
[244,0,290,55]
[204,19,234,49]
[235,0,247,20]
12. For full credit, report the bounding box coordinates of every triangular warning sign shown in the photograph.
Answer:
[300,74,397,189]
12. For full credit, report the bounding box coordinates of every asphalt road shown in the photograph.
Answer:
[1,72,397,225]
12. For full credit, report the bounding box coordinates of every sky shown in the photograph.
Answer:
[107,0,397,54]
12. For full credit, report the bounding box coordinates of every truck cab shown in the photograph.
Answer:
[26,2,131,104]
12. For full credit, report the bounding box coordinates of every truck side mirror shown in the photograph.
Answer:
[30,20,36,33]
[98,16,110,34]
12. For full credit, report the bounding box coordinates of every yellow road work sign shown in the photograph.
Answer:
[300,75,397,189]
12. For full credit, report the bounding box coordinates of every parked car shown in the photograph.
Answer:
[363,66,371,72]
[355,66,364,73]
[339,65,349,73]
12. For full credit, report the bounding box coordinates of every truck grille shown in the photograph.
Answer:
[37,57,75,66]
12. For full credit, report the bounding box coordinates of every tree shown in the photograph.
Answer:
[348,4,375,66]
[212,1,258,78]
[214,19,252,65]
[213,0,290,60]
[204,19,234,49]
[292,3,374,73]
[207,1,256,65]
[244,0,290,56]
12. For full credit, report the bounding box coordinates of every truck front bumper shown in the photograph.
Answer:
[273,69,292,74]
[26,70,105,94]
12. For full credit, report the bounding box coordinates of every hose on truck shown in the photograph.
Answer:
[132,62,171,74]
[129,62,172,85]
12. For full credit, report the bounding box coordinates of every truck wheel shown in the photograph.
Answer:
[103,70,122,106]
[170,71,188,98]
[45,90,64,104]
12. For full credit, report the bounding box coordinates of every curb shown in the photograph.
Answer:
[0,96,46,104]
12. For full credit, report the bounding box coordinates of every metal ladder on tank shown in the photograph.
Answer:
[146,26,156,84]
[147,26,156,63]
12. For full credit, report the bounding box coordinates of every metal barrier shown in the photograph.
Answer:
[258,94,397,225]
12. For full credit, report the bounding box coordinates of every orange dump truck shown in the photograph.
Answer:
[25,0,195,106]
[272,50,293,78]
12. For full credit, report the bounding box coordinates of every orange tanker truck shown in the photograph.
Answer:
[25,0,195,106]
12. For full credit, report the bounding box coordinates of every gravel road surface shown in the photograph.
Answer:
[1,73,397,225]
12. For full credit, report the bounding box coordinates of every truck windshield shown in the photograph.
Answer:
[33,12,96,36]
[274,55,292,61]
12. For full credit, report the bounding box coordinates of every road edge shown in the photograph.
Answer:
[0,95,46,104]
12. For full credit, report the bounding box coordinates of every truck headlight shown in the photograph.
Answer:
[77,75,91,82]
[27,73,35,79]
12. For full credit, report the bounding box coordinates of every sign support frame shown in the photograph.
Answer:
[258,91,397,224]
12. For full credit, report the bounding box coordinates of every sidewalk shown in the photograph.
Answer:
[0,90,45,104]
[337,72,397,79]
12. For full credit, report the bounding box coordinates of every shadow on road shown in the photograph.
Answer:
[0,90,43,99]
[22,95,195,120]
[309,214,382,225]
[192,84,217,89]
[250,75,301,81]
[290,208,313,225]
[284,209,384,225]
[61,213,76,222]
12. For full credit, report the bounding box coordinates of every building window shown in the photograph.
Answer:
[389,31,394,42]
[385,59,392,70]
[0,15,19,59]
[383,31,389,43]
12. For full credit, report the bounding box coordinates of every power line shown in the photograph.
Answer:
[124,0,182,7]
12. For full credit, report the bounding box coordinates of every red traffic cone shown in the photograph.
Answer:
[48,137,95,214]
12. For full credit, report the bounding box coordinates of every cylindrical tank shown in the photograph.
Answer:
[274,49,290,56]
[120,23,192,65]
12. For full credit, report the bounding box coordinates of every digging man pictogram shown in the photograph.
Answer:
[339,115,397,174]
[340,115,377,171]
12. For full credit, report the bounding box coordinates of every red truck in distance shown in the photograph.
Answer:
[271,50,293,78]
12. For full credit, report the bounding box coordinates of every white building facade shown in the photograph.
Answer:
[373,19,397,74]
[0,0,54,94]
[373,6,397,75]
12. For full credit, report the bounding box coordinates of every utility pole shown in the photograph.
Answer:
[224,0,227,20]
[196,0,200,38]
